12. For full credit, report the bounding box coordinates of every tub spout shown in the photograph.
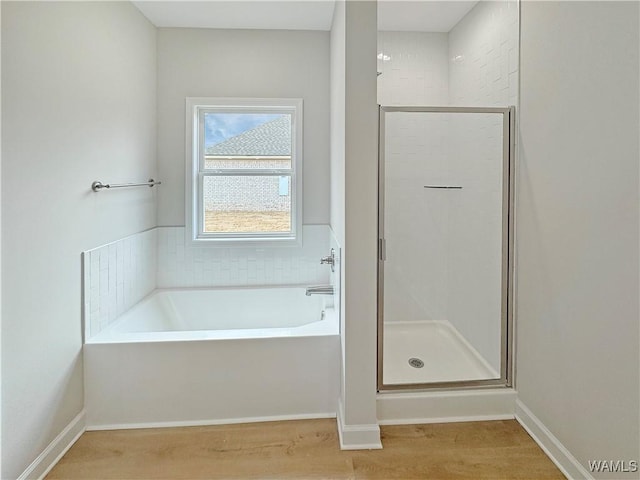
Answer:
[305,285,334,296]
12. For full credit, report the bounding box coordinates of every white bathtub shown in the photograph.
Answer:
[84,286,340,430]
[88,287,335,343]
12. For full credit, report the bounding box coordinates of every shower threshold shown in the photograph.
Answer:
[383,320,499,386]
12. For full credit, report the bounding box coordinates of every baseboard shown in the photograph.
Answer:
[17,409,86,480]
[86,412,336,431]
[336,399,382,450]
[377,388,517,425]
[516,400,593,480]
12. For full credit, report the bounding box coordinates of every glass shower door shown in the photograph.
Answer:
[378,106,514,389]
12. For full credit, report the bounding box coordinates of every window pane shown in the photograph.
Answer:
[203,176,292,234]
[204,113,292,170]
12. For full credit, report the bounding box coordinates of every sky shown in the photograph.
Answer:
[204,113,283,148]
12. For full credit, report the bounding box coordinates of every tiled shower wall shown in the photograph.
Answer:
[376,33,450,326]
[449,0,519,107]
[377,31,449,106]
[378,1,518,108]
[445,113,505,373]
[382,112,450,324]
[447,0,518,372]
[83,225,332,340]
[377,1,519,372]
[82,229,157,340]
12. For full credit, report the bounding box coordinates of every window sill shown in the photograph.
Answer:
[188,235,302,249]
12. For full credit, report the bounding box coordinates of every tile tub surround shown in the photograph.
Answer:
[328,228,342,328]
[82,229,157,341]
[156,225,331,288]
[83,225,333,340]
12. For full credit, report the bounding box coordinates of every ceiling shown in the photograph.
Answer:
[378,1,478,32]
[133,0,478,33]
[132,1,337,31]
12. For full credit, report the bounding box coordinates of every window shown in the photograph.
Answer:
[186,98,302,245]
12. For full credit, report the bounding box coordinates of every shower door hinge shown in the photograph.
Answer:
[379,238,386,261]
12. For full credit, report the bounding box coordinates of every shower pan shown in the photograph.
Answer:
[378,106,515,390]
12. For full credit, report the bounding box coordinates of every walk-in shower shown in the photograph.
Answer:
[377,105,515,390]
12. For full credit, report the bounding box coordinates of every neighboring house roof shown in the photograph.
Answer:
[206,115,292,157]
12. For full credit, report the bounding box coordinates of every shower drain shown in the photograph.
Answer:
[408,357,424,368]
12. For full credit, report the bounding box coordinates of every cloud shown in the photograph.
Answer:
[204,113,283,148]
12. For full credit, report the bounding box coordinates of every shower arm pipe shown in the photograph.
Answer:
[91,179,161,192]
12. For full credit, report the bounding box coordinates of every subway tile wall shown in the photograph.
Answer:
[82,228,157,341]
[376,0,518,369]
[378,1,519,109]
[156,225,331,288]
[382,112,450,324]
[377,31,450,106]
[447,0,518,371]
[328,227,342,321]
[449,0,519,107]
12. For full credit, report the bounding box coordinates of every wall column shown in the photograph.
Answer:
[337,0,382,450]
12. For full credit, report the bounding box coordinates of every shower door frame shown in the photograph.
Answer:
[377,105,516,391]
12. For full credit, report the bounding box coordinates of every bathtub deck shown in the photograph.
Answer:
[45,418,563,479]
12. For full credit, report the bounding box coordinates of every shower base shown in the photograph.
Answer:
[383,321,499,385]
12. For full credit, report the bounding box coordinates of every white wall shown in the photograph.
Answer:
[517,2,639,478]
[338,0,381,448]
[330,2,346,250]
[1,3,157,478]
[0,2,3,474]
[156,28,330,227]
[329,0,347,425]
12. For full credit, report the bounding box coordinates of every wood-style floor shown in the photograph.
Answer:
[46,419,564,479]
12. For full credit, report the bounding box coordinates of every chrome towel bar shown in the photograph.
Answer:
[92,178,161,192]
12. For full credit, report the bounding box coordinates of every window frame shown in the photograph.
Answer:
[185,97,303,247]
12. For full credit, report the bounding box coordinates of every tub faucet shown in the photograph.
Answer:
[305,285,334,296]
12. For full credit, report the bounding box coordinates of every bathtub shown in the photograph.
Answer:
[84,286,340,430]
[89,287,336,343]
